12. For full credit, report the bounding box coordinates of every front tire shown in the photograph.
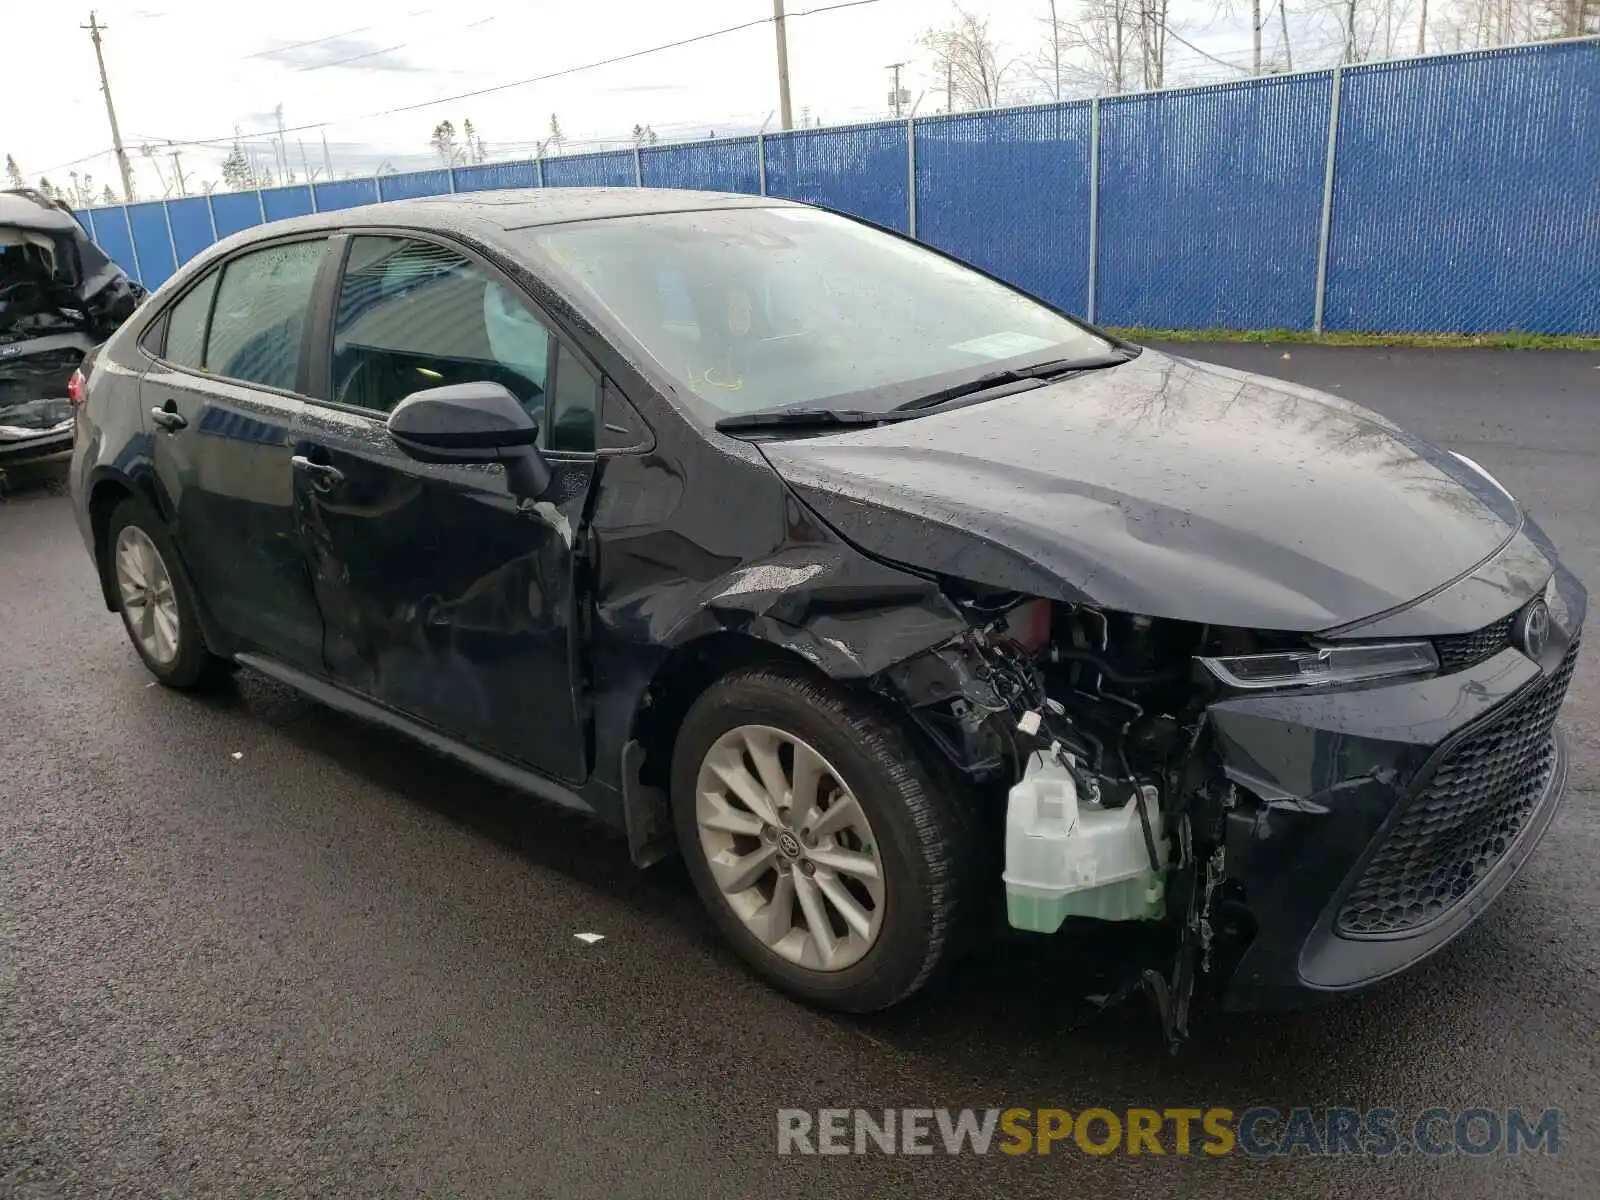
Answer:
[671,665,972,1012]
[106,497,230,689]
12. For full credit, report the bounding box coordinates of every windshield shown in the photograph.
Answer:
[525,207,1109,421]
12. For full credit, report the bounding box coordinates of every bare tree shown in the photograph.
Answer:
[920,6,1010,110]
[430,120,457,166]
[1137,0,1170,87]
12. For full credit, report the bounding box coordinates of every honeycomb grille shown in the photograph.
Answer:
[1434,614,1515,673]
[1337,638,1578,937]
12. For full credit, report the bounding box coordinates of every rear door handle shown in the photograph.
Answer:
[291,455,345,489]
[150,407,187,432]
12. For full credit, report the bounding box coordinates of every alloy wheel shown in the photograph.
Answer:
[114,525,181,666]
[694,724,886,971]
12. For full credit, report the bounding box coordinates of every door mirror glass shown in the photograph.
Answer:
[387,381,552,500]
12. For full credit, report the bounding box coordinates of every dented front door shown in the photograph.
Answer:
[291,400,594,783]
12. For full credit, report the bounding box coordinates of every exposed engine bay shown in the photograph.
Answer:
[879,591,1265,1052]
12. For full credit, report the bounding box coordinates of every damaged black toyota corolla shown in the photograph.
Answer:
[3,188,143,467]
[68,189,1585,1043]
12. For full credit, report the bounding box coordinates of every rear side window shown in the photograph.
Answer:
[205,240,325,391]
[163,272,217,369]
[331,235,551,421]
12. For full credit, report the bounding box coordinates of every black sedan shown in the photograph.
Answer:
[67,188,1585,1040]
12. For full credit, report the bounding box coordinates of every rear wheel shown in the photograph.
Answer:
[107,497,230,689]
[671,665,972,1012]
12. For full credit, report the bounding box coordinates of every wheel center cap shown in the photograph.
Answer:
[776,830,803,859]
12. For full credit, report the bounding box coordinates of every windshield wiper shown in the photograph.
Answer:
[893,347,1139,413]
[714,407,911,433]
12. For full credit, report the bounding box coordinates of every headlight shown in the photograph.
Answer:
[1199,641,1439,690]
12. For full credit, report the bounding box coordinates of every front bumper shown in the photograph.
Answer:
[1211,564,1586,1010]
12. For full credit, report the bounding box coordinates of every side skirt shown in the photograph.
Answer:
[235,652,600,819]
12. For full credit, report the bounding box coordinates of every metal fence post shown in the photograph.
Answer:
[535,158,545,188]
[204,192,219,242]
[1087,97,1100,325]
[633,146,643,186]
[122,205,144,287]
[83,207,99,242]
[757,134,767,195]
[162,198,181,270]
[1313,66,1343,336]
[906,117,917,238]
[308,181,319,213]
[448,166,458,193]
[256,187,267,224]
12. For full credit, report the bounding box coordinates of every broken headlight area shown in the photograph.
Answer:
[877,591,1431,1051]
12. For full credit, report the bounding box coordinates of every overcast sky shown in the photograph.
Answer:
[8,0,1378,200]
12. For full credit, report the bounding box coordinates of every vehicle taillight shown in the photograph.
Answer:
[67,368,87,405]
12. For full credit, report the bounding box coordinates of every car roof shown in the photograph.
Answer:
[243,187,801,242]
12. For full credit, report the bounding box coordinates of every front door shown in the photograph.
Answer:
[142,237,330,671]
[292,233,600,783]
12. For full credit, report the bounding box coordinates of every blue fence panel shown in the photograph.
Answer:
[543,150,637,188]
[454,160,543,192]
[764,122,909,231]
[378,169,452,201]
[915,103,1093,317]
[126,201,177,289]
[641,137,761,194]
[315,178,380,211]
[71,209,93,233]
[261,185,313,222]
[210,191,264,238]
[1326,43,1600,334]
[92,208,138,280]
[165,197,215,267]
[1097,73,1333,330]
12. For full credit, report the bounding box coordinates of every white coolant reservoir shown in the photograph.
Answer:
[1003,751,1168,933]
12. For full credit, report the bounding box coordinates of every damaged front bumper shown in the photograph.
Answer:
[1210,566,1585,1010]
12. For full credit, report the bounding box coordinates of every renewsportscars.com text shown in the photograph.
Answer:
[776,1107,1561,1157]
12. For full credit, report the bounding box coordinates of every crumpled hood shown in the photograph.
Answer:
[760,350,1526,632]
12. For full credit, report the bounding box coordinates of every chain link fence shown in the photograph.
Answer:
[69,38,1599,335]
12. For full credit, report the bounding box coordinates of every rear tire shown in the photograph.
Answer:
[671,665,972,1012]
[106,497,231,689]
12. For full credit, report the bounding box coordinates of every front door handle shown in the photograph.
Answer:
[150,406,187,432]
[291,455,345,489]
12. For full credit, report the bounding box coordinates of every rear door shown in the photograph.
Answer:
[292,232,599,782]
[141,236,331,670]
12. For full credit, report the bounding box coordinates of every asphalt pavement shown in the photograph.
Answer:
[2,344,1597,1198]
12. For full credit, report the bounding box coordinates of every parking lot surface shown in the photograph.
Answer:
[2,343,1596,1197]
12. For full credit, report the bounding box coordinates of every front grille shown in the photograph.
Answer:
[1337,637,1578,937]
[1434,614,1515,673]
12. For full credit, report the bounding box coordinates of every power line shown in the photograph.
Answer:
[244,23,377,59]
[144,0,886,149]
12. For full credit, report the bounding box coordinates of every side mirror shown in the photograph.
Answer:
[387,381,552,500]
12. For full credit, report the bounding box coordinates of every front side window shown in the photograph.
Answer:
[527,207,1110,423]
[162,271,218,369]
[331,236,554,423]
[205,239,325,391]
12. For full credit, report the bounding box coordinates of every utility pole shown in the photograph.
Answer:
[168,144,188,196]
[1417,0,1428,54]
[887,62,906,118]
[1280,1,1293,70]
[82,11,135,202]
[946,60,954,113]
[773,0,793,131]
[1253,0,1263,75]
[320,130,335,180]
[274,105,290,182]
